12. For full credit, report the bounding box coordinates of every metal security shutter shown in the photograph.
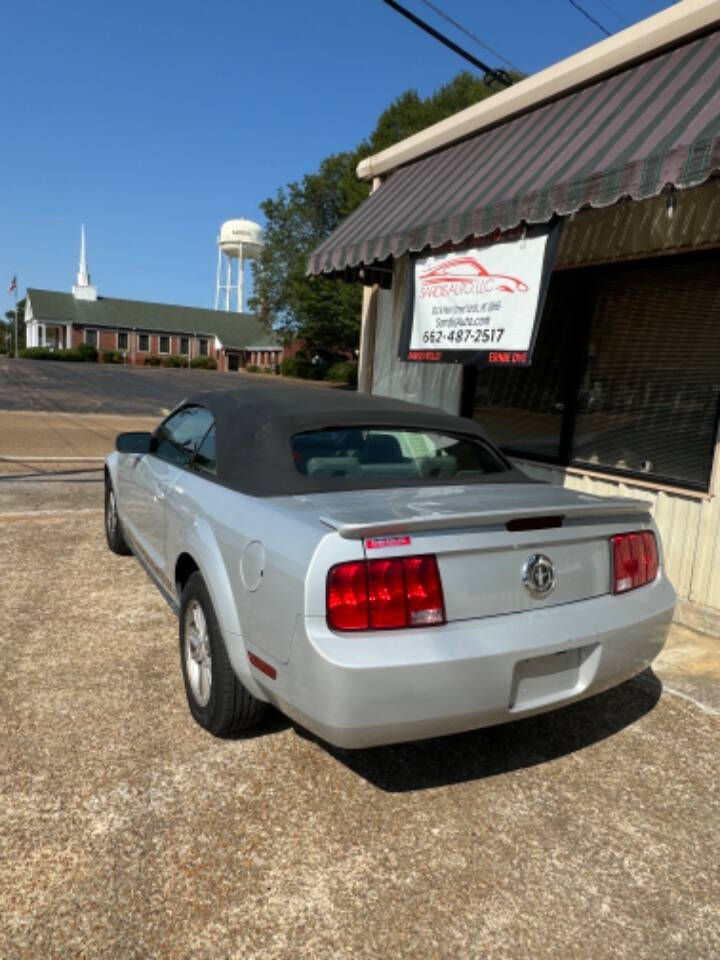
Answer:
[571,252,720,489]
[471,250,720,491]
[472,270,588,463]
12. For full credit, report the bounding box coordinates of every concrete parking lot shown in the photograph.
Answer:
[1,359,719,958]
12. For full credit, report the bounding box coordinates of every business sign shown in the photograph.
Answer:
[400,223,561,367]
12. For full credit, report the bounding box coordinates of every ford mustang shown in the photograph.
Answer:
[104,386,675,748]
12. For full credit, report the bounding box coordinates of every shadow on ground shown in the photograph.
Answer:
[297,669,662,792]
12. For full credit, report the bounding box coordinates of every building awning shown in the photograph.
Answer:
[308,28,720,279]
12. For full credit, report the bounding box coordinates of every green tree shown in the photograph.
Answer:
[251,71,503,352]
[2,298,26,355]
[251,152,364,352]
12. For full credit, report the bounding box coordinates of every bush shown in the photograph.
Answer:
[279,356,323,380]
[57,349,82,361]
[102,350,124,364]
[143,354,162,366]
[299,358,324,380]
[77,343,98,362]
[327,361,358,387]
[162,355,185,367]
[19,347,56,360]
[189,355,217,369]
[19,347,94,362]
[245,364,260,373]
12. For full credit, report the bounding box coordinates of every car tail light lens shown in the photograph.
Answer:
[327,555,446,631]
[327,560,369,630]
[612,531,658,594]
[403,555,445,626]
[367,558,406,628]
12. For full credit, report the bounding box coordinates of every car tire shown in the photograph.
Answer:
[179,571,266,737]
[105,478,132,555]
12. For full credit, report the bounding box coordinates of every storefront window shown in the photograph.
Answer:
[471,252,720,491]
[571,256,720,488]
[472,274,579,463]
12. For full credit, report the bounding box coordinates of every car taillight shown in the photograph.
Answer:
[612,531,658,594]
[326,560,369,630]
[403,555,445,626]
[327,555,445,631]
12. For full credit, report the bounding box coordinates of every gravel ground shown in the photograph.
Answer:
[1,479,719,960]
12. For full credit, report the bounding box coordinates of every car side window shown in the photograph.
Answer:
[154,406,214,469]
[192,424,216,476]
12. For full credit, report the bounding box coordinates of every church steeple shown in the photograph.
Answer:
[72,224,97,300]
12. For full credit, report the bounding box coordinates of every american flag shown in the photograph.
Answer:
[7,275,17,294]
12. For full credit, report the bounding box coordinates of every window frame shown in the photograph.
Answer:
[180,337,189,356]
[138,333,150,352]
[85,328,98,347]
[159,335,170,355]
[190,423,217,477]
[198,338,208,357]
[462,250,720,494]
[117,330,129,351]
[152,404,215,472]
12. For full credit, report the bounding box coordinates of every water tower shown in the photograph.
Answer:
[214,218,263,312]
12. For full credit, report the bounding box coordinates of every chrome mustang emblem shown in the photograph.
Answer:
[522,553,556,599]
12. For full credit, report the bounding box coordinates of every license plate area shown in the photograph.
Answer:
[509,645,597,711]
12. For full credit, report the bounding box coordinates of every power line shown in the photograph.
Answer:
[568,0,611,37]
[594,0,629,27]
[381,0,513,88]
[417,0,523,74]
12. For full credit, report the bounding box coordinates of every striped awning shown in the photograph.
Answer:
[308,28,720,278]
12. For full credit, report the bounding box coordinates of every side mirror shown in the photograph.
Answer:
[116,431,153,454]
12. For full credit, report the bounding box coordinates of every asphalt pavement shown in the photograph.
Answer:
[0,357,321,416]
[0,358,332,476]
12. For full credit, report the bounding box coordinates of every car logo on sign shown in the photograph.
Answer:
[522,554,556,599]
[418,257,529,293]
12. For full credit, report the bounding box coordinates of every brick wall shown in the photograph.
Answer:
[98,330,116,353]
[69,326,225,365]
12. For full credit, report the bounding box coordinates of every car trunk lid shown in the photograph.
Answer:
[299,484,652,620]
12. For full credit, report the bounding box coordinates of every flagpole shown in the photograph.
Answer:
[14,283,18,359]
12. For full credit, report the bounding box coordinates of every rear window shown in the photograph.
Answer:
[291,428,507,481]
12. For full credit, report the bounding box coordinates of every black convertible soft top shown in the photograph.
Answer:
[183,385,529,497]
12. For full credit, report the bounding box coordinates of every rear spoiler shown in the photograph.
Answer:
[321,498,651,540]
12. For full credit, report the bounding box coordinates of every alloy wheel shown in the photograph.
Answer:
[184,600,212,707]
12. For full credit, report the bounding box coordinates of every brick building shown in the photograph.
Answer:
[24,229,282,372]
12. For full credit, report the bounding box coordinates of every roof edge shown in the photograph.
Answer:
[356,0,720,181]
[26,287,257,321]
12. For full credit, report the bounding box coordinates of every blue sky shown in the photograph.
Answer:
[1,0,675,313]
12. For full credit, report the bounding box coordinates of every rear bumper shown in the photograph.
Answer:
[266,576,675,749]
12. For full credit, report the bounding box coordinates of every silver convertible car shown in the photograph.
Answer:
[104,386,675,748]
